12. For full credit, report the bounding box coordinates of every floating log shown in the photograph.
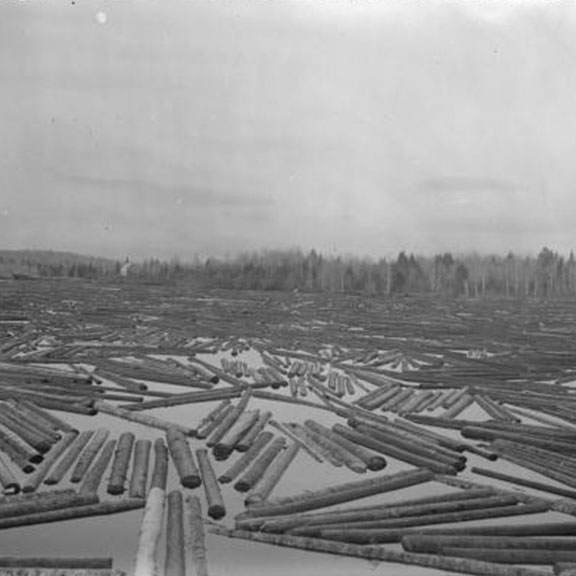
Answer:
[472,466,576,500]
[0,498,144,531]
[442,393,475,419]
[107,432,135,495]
[243,468,434,518]
[318,501,548,538]
[212,411,260,460]
[23,432,78,493]
[303,421,366,473]
[439,547,576,565]
[195,405,235,440]
[15,400,76,433]
[184,495,209,576]
[288,494,521,537]
[336,425,458,475]
[95,401,195,437]
[70,429,110,483]
[286,423,342,467]
[236,411,272,452]
[165,491,185,576]
[268,420,324,463]
[80,439,117,495]
[211,527,552,576]
[166,429,201,489]
[133,487,165,576]
[94,367,149,393]
[0,558,113,569]
[0,410,53,454]
[218,431,274,484]
[240,488,497,534]
[245,443,300,507]
[149,438,169,491]
[402,534,576,553]
[0,491,99,521]
[196,449,226,520]
[234,437,286,493]
[123,388,242,412]
[0,428,39,472]
[0,454,19,494]
[206,389,252,448]
[3,403,62,442]
[45,430,94,486]
[129,439,151,499]
[194,401,231,439]
[325,424,387,471]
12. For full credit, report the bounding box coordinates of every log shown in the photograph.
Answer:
[303,421,367,473]
[107,432,135,495]
[212,411,260,460]
[288,495,521,537]
[123,388,242,412]
[196,449,225,520]
[129,439,151,499]
[15,399,77,433]
[245,443,300,506]
[472,466,576,500]
[4,403,62,442]
[0,428,38,471]
[268,420,323,463]
[328,428,387,471]
[206,389,252,448]
[45,430,94,486]
[236,411,272,452]
[0,498,144,531]
[237,488,496,533]
[234,437,286,493]
[133,487,165,576]
[218,431,274,484]
[194,400,231,439]
[165,491,186,576]
[94,401,195,437]
[80,439,116,495]
[402,534,576,553]
[184,495,209,576]
[0,491,99,520]
[70,429,110,483]
[336,425,459,475]
[441,547,576,565]
[317,501,547,536]
[195,405,234,440]
[242,468,434,518]
[211,527,552,576]
[0,454,19,494]
[0,410,52,454]
[166,429,201,489]
[149,438,169,491]
[23,432,78,493]
[286,423,343,467]
[0,559,113,569]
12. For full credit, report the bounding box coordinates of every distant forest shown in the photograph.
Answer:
[1,247,575,299]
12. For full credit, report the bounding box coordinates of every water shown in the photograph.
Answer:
[0,352,571,576]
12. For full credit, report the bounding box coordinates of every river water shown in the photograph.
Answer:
[0,351,570,576]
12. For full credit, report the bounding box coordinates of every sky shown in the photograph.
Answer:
[2,0,576,261]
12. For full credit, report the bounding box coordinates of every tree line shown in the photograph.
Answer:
[2,247,575,299]
[129,247,576,299]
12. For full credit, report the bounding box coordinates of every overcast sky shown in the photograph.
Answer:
[1,0,576,261]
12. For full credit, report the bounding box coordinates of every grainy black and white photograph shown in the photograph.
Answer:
[2,0,576,575]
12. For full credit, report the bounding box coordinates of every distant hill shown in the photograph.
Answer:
[0,250,120,279]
